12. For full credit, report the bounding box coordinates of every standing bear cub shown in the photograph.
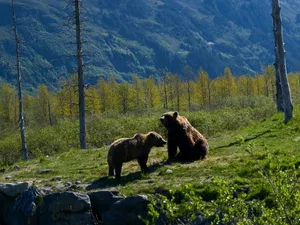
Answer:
[107,132,167,179]
[160,111,209,162]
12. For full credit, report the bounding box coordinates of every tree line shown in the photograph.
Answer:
[0,65,299,129]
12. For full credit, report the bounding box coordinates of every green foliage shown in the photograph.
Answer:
[0,133,21,165]
[0,101,275,166]
[145,185,205,225]
[0,105,300,225]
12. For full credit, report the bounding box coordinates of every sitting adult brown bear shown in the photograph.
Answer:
[107,132,167,179]
[160,111,208,162]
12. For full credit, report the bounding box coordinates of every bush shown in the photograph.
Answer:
[0,103,275,166]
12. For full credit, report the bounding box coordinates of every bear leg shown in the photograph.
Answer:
[114,163,123,179]
[108,165,114,176]
[108,160,114,176]
[193,141,208,160]
[138,155,148,173]
[167,137,178,162]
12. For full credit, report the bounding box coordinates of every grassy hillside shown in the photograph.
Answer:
[1,106,299,193]
[1,104,300,223]
[1,0,300,90]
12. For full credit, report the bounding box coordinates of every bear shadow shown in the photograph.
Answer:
[85,161,165,191]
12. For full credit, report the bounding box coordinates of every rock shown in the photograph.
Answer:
[36,169,52,174]
[166,169,173,174]
[102,195,149,225]
[52,176,63,181]
[0,193,7,223]
[65,181,73,187]
[38,187,53,195]
[191,215,205,225]
[0,182,31,197]
[88,190,124,221]
[41,191,91,213]
[38,191,96,225]
[155,188,172,199]
[75,181,81,185]
[14,165,21,170]
[3,186,40,225]
[5,175,12,180]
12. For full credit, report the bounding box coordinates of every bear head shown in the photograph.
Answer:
[160,111,180,128]
[146,132,167,147]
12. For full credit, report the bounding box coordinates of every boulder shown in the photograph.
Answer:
[3,186,40,225]
[0,193,7,223]
[38,191,97,225]
[0,182,31,197]
[102,195,149,225]
[88,190,124,221]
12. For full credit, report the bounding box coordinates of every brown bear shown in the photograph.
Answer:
[107,132,167,179]
[160,111,208,162]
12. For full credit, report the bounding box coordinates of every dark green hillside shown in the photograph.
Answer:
[1,0,300,90]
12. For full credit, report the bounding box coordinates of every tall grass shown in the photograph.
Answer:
[0,97,276,166]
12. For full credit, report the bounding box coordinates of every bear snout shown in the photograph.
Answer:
[158,139,167,147]
[160,116,168,127]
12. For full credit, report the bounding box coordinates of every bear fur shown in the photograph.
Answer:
[160,111,208,162]
[107,132,167,179]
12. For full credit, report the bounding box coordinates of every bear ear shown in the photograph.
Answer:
[173,111,178,119]
[149,132,155,138]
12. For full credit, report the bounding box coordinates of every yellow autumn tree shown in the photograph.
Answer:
[196,68,211,106]
[262,65,276,100]
[55,75,78,119]
[253,73,264,96]
[85,86,101,117]
[117,82,131,114]
[132,74,144,114]
[237,75,255,96]
[33,84,54,126]
[106,77,119,116]
[143,76,160,111]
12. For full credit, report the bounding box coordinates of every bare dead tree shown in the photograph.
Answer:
[184,65,193,111]
[272,0,293,123]
[74,0,86,148]
[163,72,168,109]
[12,0,28,160]
[48,99,53,126]
[272,5,283,112]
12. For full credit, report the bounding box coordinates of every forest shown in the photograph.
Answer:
[0,64,299,165]
[1,66,300,129]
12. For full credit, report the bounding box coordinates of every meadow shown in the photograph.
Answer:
[1,100,300,224]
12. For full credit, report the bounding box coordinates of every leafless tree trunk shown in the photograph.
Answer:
[163,73,168,109]
[12,0,28,160]
[272,3,283,112]
[272,0,293,123]
[207,78,211,106]
[184,66,193,111]
[74,0,86,148]
[48,99,53,126]
[174,75,181,111]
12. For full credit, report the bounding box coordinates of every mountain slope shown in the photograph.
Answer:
[1,0,300,90]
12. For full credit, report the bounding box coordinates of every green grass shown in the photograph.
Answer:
[1,105,300,224]
[1,105,299,198]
